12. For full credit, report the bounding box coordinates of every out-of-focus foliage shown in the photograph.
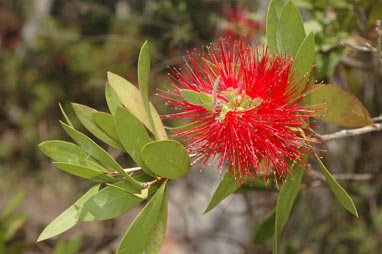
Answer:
[0,193,27,254]
[297,0,382,81]
[53,237,82,254]
[0,0,221,175]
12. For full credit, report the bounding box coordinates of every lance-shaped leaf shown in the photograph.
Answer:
[60,122,140,186]
[39,140,87,162]
[204,172,277,214]
[179,89,215,112]
[105,84,122,115]
[273,159,305,254]
[117,181,167,254]
[138,41,159,140]
[253,209,276,244]
[204,172,239,214]
[180,89,203,105]
[53,236,82,254]
[199,92,214,111]
[254,192,301,245]
[53,162,117,183]
[315,154,358,217]
[37,184,100,242]
[79,180,145,222]
[92,112,120,141]
[266,0,279,54]
[115,106,155,177]
[38,140,107,172]
[3,213,27,241]
[294,32,315,93]
[308,84,373,127]
[59,103,74,127]
[145,190,168,254]
[107,72,167,140]
[142,140,190,179]
[1,193,25,219]
[276,1,306,56]
[72,103,123,150]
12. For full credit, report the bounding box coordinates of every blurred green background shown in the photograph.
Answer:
[0,0,381,253]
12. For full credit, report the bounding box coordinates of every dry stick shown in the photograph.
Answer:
[372,114,382,122]
[318,122,382,142]
[341,20,382,62]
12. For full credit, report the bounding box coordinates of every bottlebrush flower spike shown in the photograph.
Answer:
[163,39,318,182]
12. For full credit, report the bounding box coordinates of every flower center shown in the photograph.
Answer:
[216,87,263,121]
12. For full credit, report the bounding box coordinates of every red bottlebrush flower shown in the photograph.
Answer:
[163,39,317,182]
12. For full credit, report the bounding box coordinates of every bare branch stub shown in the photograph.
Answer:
[318,122,382,142]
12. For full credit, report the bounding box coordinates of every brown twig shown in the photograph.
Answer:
[141,176,164,188]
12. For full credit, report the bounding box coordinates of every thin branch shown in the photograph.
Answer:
[341,41,374,52]
[123,166,141,173]
[318,122,382,142]
[377,20,382,54]
[372,114,382,122]
[312,170,372,181]
[341,20,382,63]
[120,153,199,174]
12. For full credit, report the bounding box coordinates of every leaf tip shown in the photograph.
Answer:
[36,232,49,242]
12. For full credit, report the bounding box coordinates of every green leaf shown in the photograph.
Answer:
[308,84,373,127]
[369,2,382,25]
[92,112,120,141]
[105,84,122,115]
[107,72,167,140]
[38,141,106,172]
[72,103,124,150]
[254,192,301,245]
[117,181,167,254]
[199,92,214,111]
[37,184,100,241]
[60,121,140,185]
[180,89,203,105]
[39,140,88,163]
[0,232,5,254]
[294,32,315,92]
[238,177,278,193]
[54,236,82,254]
[79,180,144,222]
[284,244,297,254]
[273,159,305,254]
[66,236,82,254]
[276,1,306,56]
[266,0,279,54]
[115,107,155,177]
[204,171,239,214]
[314,154,358,217]
[3,214,27,241]
[53,162,117,183]
[59,102,74,127]
[138,41,159,140]
[253,209,276,244]
[199,92,212,104]
[1,192,25,218]
[142,140,190,179]
[204,171,277,214]
[272,0,286,15]
[145,190,168,254]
